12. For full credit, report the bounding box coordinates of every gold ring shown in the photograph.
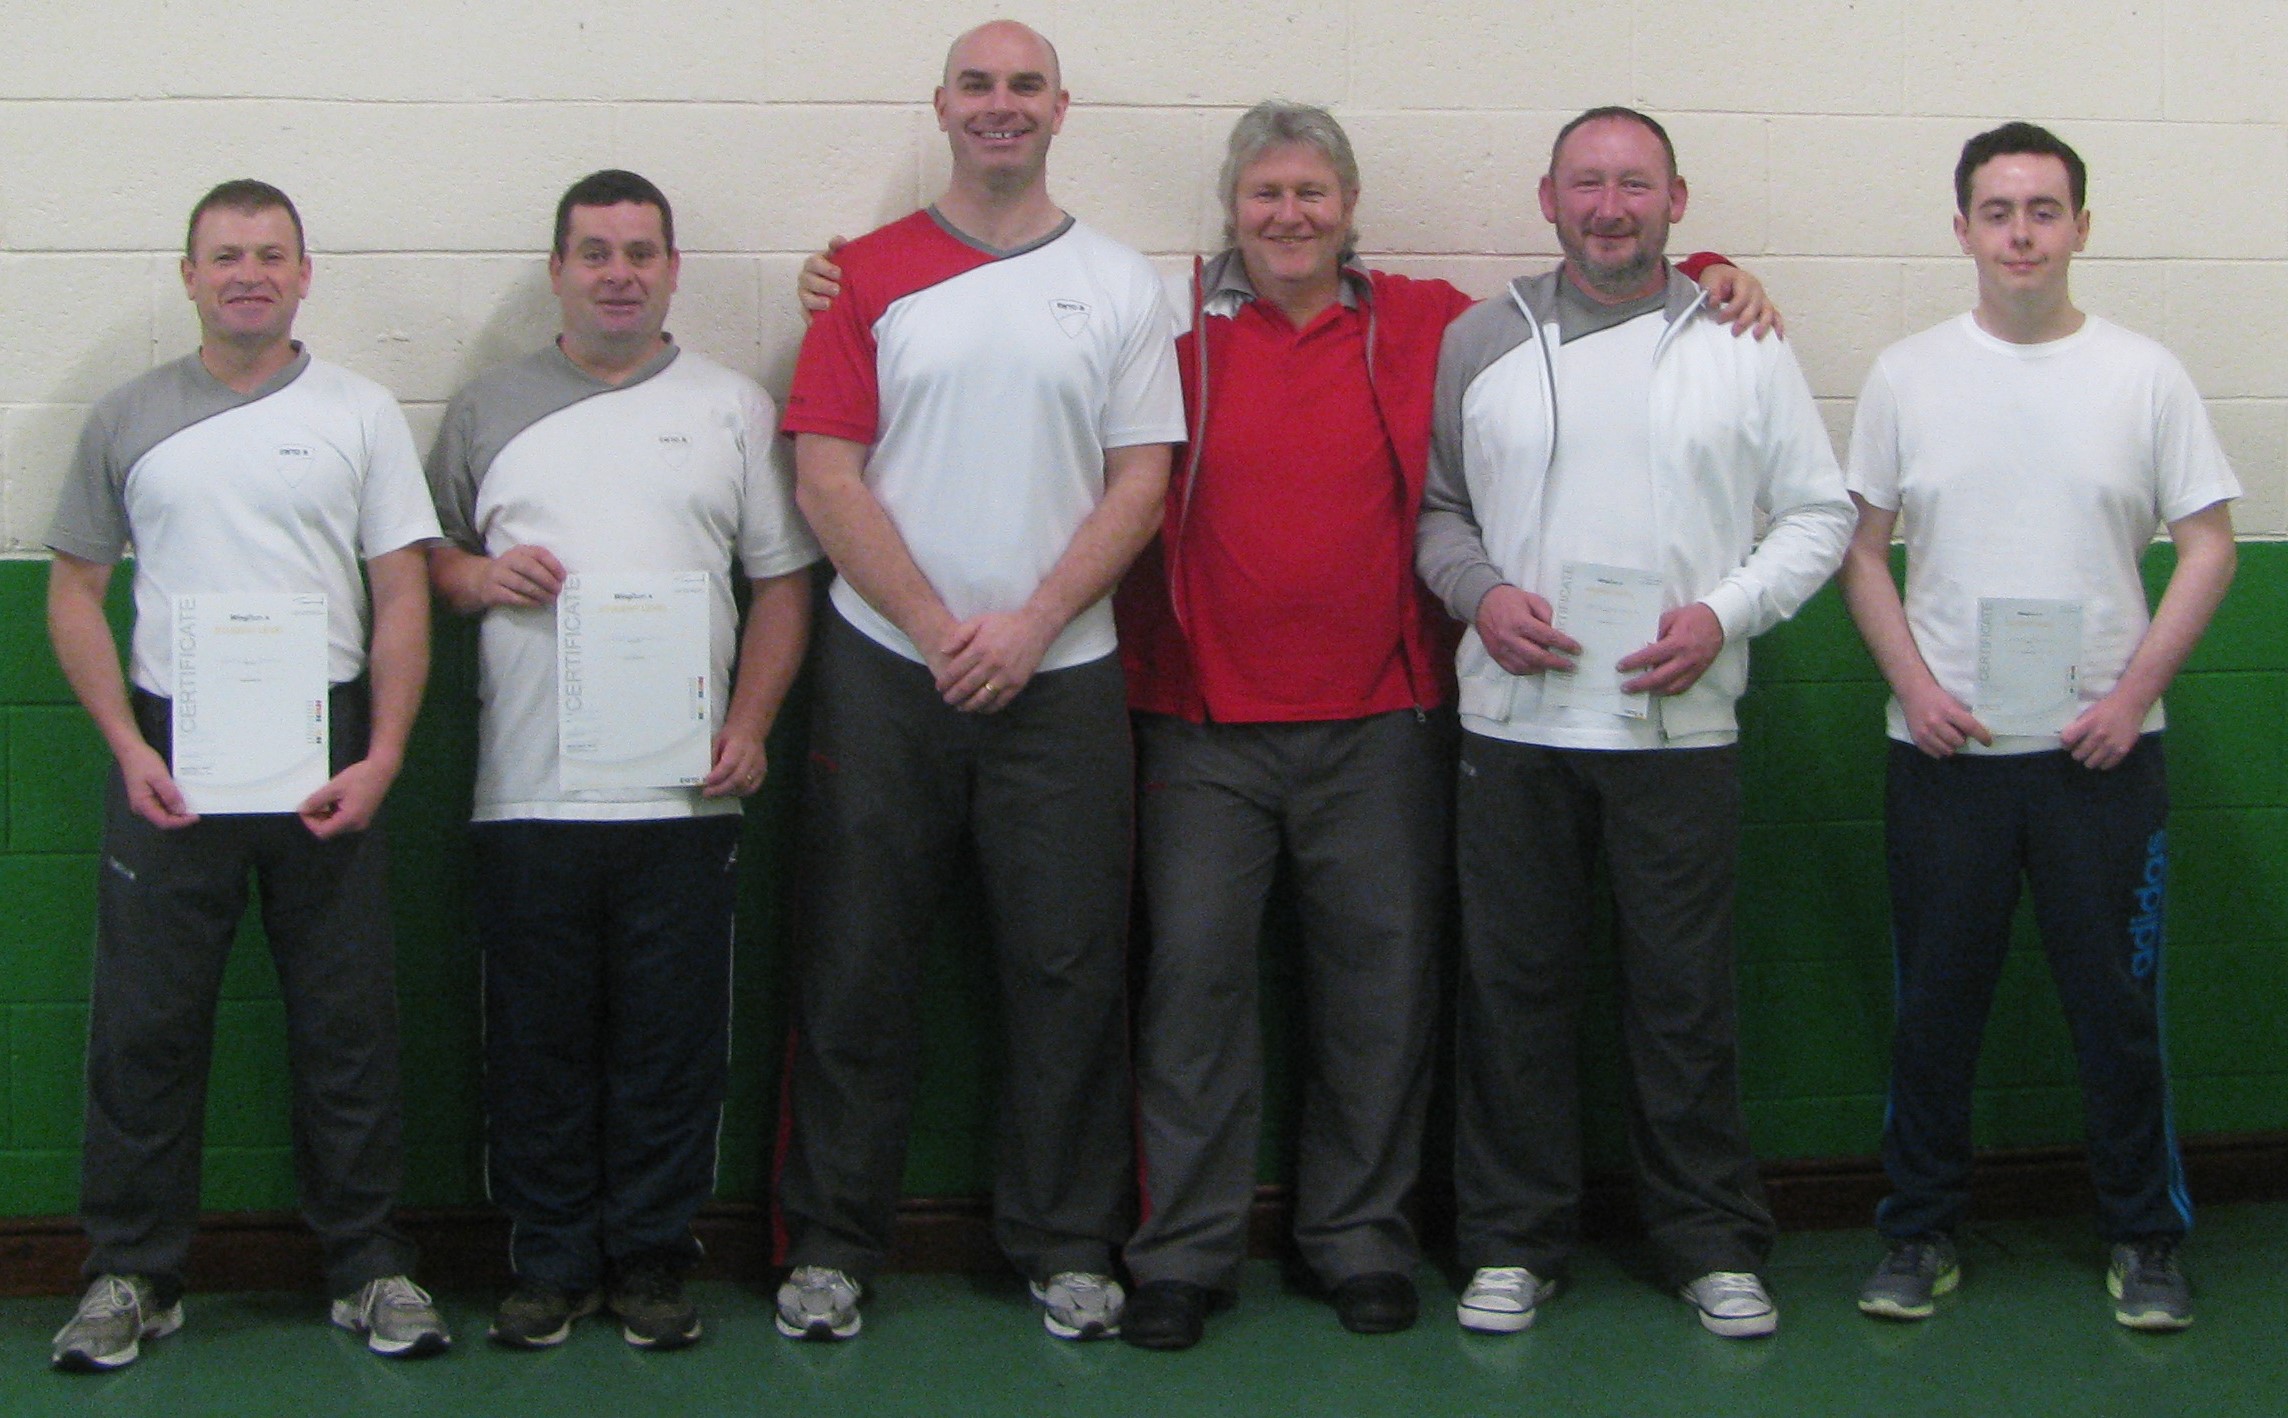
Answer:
[984,681,998,694]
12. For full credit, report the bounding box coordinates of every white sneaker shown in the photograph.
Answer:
[330,1275,451,1358]
[1680,1270,1777,1338]
[1457,1266,1559,1333]
[775,1265,863,1340]
[1030,1272,1123,1340]
[51,1275,182,1372]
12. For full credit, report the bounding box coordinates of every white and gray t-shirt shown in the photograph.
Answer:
[47,348,440,695]
[427,341,820,823]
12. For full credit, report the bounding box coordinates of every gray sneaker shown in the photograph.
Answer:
[1680,1271,1778,1338]
[775,1265,863,1341]
[331,1275,452,1358]
[1858,1235,1961,1320]
[1457,1266,1560,1333]
[488,1280,602,1349]
[1030,1272,1124,1340]
[52,1274,182,1372]
[2108,1237,2193,1331]
[608,1260,702,1350]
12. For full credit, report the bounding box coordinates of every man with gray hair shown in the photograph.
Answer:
[1418,106,1850,1339]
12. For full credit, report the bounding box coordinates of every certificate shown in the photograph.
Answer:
[171,593,330,814]
[558,571,712,790]
[1975,597,2083,736]
[1545,561,1666,719]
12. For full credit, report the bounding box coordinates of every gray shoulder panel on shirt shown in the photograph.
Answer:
[46,348,313,562]
[426,341,682,551]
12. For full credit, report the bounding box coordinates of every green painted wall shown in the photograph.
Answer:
[1,548,2283,1217]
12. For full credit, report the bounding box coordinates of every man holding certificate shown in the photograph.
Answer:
[44,180,448,1369]
[1838,124,2238,1332]
[426,170,818,1352]
[1415,108,1850,1340]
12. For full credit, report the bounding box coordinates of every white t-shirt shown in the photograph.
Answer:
[1847,313,2240,753]
[428,344,820,822]
[47,349,440,695]
[783,208,1185,669]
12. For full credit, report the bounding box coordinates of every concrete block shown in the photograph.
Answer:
[1755,259,1904,400]
[444,257,563,394]
[2208,400,2287,538]
[0,1,170,99]
[2075,121,2288,261]
[0,257,154,403]
[2168,263,2288,399]
[758,0,1029,103]
[287,256,466,404]
[755,255,817,397]
[1637,0,1904,115]
[1816,396,1855,465]
[2,101,618,254]
[1902,0,2164,119]
[2068,258,2169,340]
[1335,112,1558,256]
[1899,257,1973,335]
[1349,1,1633,111]
[2,405,88,555]
[1054,8,1347,106]
[665,256,765,381]
[1767,117,1967,257]
[2165,7,2288,123]
[614,104,923,253]
[1661,113,1770,258]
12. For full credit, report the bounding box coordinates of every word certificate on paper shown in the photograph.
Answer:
[171,593,330,815]
[557,571,712,791]
[1546,561,1666,719]
[1974,597,2083,737]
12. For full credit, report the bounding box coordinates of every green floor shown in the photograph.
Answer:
[7,1204,2282,1417]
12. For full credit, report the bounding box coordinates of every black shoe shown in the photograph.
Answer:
[1120,1280,1211,1350]
[489,1280,601,1349]
[1331,1271,1418,1334]
[608,1260,701,1350]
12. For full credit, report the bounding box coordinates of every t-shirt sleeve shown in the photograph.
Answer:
[423,391,487,554]
[359,394,444,559]
[2151,354,2242,525]
[45,400,132,563]
[781,266,882,445]
[1100,262,1185,449]
[1844,360,1902,511]
[736,380,823,579]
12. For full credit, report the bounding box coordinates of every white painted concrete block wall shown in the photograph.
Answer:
[2,1,2282,547]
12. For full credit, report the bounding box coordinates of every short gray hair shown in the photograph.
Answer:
[1218,100,1361,255]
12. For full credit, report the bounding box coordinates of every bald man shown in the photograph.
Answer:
[773,20,1183,1342]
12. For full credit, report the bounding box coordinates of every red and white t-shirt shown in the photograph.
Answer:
[784,209,1184,670]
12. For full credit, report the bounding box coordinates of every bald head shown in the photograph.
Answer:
[944,18,1060,91]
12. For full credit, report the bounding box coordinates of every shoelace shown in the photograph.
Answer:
[367,1277,435,1319]
[1471,1268,1533,1298]
[82,1276,145,1320]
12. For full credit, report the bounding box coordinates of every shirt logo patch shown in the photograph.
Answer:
[275,444,314,486]
[657,432,692,470]
[1051,299,1092,339]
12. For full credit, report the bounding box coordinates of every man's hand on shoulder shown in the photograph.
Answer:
[1474,584,1579,676]
[936,608,1058,713]
[122,740,199,831]
[1695,264,1783,340]
[2060,693,2146,772]
[1618,603,1725,696]
[796,236,848,321]
[297,754,398,839]
[1897,681,1992,760]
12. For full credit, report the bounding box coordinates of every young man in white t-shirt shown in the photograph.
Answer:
[1839,123,2239,1332]
[775,19,1183,1344]
[44,181,448,1369]
[426,170,817,1353]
